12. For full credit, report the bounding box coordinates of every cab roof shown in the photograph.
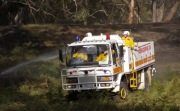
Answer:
[68,33,124,46]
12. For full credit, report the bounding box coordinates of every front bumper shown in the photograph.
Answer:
[61,69,115,91]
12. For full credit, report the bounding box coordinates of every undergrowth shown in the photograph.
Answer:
[0,59,179,111]
[119,70,180,111]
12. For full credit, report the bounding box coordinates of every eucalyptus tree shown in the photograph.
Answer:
[0,0,179,25]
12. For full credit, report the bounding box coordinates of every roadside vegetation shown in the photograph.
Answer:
[0,24,179,111]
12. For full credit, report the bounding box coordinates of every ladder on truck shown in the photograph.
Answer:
[130,70,138,88]
[130,49,138,88]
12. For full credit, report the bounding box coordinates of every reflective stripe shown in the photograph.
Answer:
[113,66,123,74]
[129,55,155,69]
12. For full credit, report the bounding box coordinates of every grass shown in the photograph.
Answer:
[119,71,180,111]
[0,24,180,111]
[0,58,179,111]
[0,60,64,111]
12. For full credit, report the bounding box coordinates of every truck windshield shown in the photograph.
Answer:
[66,44,111,67]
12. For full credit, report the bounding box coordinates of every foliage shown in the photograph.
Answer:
[118,71,180,111]
[0,59,179,111]
[0,0,179,25]
[74,8,90,25]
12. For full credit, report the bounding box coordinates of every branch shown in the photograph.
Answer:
[12,0,40,12]
[12,0,63,21]
[73,0,78,13]
[90,10,108,18]
[43,10,62,21]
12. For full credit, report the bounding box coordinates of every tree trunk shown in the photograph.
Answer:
[123,0,143,23]
[156,0,164,22]
[128,0,134,24]
[14,8,24,25]
[152,0,157,22]
[164,1,180,22]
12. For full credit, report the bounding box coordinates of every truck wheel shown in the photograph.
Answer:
[119,82,129,100]
[113,82,129,102]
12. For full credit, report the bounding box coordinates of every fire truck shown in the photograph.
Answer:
[59,32,156,100]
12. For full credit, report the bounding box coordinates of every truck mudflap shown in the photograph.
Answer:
[61,69,116,90]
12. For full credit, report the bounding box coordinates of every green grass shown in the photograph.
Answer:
[0,60,65,111]
[119,71,180,111]
[0,59,179,111]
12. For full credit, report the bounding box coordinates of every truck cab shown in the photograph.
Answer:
[61,34,124,90]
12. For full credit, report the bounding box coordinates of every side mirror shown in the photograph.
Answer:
[134,38,139,42]
[59,47,66,63]
[119,45,124,58]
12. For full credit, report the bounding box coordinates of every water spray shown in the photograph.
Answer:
[0,49,59,76]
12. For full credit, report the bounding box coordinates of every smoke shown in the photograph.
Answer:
[0,49,59,76]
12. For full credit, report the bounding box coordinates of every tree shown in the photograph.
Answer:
[0,0,179,25]
[156,0,165,22]
[151,0,179,23]
[152,0,157,22]
[123,0,143,23]
[128,0,134,24]
[164,0,180,22]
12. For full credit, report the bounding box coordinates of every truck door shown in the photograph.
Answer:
[112,43,121,65]
[111,43,123,74]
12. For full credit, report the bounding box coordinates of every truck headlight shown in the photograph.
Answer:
[100,83,111,87]
[66,78,78,83]
[67,85,76,89]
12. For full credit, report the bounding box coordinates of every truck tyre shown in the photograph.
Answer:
[119,82,129,100]
[113,82,129,102]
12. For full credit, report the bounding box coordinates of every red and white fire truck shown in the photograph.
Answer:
[59,32,156,100]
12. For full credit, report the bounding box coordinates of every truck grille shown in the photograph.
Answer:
[79,76,96,83]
